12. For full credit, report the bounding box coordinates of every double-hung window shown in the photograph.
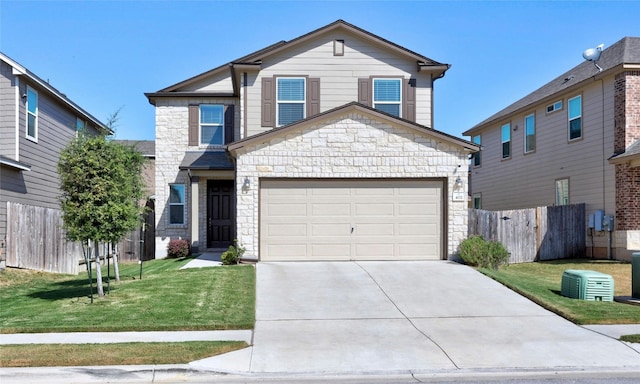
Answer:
[555,178,569,206]
[169,184,185,225]
[568,95,582,140]
[473,193,482,209]
[524,113,535,153]
[277,77,305,126]
[200,105,224,145]
[472,135,481,166]
[373,78,401,117]
[501,123,511,159]
[26,86,38,141]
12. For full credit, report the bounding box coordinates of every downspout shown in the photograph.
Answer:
[430,64,451,129]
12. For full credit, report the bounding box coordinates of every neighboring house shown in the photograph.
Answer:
[463,37,640,260]
[112,139,156,262]
[0,52,107,269]
[112,139,156,201]
[146,20,479,261]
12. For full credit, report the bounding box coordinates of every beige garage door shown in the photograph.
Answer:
[260,179,443,261]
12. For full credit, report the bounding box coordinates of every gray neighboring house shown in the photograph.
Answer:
[0,52,107,269]
[147,20,479,261]
[463,37,640,260]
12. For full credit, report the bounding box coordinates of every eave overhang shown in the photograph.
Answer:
[0,155,31,171]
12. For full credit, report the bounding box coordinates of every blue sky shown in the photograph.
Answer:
[1,0,638,141]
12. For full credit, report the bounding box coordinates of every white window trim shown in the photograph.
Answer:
[501,123,511,159]
[276,77,306,127]
[472,135,481,167]
[473,193,482,209]
[546,100,563,114]
[372,78,402,117]
[568,95,582,141]
[199,104,225,146]
[524,113,535,153]
[555,178,569,206]
[26,86,38,142]
[168,184,186,225]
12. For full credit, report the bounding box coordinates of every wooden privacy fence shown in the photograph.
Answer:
[6,201,155,274]
[468,203,586,263]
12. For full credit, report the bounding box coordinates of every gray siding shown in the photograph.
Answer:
[470,76,617,249]
[1,77,100,247]
[0,61,16,159]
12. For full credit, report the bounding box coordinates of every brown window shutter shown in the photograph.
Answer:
[307,78,320,117]
[188,105,199,146]
[224,105,234,144]
[358,78,371,106]
[261,77,274,127]
[403,78,417,121]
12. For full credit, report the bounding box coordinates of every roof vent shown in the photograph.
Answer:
[582,43,604,72]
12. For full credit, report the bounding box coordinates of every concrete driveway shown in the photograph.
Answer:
[192,261,640,374]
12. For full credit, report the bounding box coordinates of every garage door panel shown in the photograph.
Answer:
[311,203,351,216]
[355,223,394,236]
[267,223,307,236]
[311,223,351,236]
[266,203,308,217]
[311,243,351,258]
[260,179,442,261]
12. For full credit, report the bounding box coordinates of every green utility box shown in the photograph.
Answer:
[633,252,640,299]
[561,270,614,302]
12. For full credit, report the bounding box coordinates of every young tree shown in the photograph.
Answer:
[58,133,145,298]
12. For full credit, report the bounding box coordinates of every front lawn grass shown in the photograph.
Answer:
[0,341,248,367]
[480,259,640,325]
[0,258,255,333]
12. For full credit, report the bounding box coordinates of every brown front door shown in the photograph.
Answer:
[207,180,235,248]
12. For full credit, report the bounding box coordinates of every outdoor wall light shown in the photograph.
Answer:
[242,177,251,192]
[454,177,463,189]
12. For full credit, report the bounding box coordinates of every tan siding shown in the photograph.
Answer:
[471,76,618,251]
[246,30,432,136]
[182,71,233,93]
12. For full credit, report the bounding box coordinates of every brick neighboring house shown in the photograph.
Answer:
[0,52,107,270]
[463,37,640,260]
[146,20,479,261]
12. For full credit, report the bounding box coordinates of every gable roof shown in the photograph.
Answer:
[227,102,478,154]
[464,37,640,135]
[146,19,449,99]
[113,140,155,158]
[1,52,109,134]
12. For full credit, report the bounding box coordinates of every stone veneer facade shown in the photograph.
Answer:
[154,98,237,257]
[233,111,470,260]
[613,71,640,258]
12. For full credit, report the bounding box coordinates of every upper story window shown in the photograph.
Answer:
[76,118,86,132]
[200,105,224,145]
[547,100,562,113]
[277,77,306,126]
[568,95,582,141]
[524,113,536,153]
[501,123,511,159]
[26,86,38,141]
[373,78,402,117]
[169,184,185,225]
[472,135,481,166]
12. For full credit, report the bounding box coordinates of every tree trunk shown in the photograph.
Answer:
[113,242,120,282]
[94,240,104,297]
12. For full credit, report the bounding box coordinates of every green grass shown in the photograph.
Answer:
[621,334,640,343]
[0,258,255,333]
[0,341,248,367]
[480,259,640,325]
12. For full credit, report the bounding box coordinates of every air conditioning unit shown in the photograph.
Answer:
[561,270,614,302]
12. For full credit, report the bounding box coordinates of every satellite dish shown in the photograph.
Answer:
[582,43,604,71]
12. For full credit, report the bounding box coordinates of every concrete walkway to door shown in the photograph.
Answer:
[191,261,640,375]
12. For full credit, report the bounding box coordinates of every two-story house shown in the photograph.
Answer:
[147,20,479,261]
[463,37,640,260]
[0,52,107,270]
